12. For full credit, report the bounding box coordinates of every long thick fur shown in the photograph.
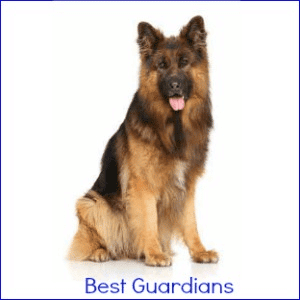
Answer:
[68,16,218,266]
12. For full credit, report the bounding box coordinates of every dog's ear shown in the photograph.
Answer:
[137,22,164,58]
[180,16,207,54]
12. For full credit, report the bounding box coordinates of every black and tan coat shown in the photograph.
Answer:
[68,16,218,267]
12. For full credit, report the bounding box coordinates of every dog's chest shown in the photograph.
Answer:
[172,160,188,191]
[160,160,188,212]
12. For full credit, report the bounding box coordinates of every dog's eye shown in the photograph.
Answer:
[179,57,189,68]
[158,62,167,69]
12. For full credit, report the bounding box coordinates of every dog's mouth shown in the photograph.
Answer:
[169,96,185,111]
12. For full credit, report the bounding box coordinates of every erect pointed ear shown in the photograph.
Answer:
[180,16,207,52]
[137,22,164,58]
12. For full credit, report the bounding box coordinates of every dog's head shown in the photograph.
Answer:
[137,16,209,112]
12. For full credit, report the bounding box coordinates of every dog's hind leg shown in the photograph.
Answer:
[68,191,130,262]
[68,222,110,262]
[68,192,111,262]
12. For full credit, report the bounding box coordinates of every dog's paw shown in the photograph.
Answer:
[89,248,110,262]
[145,253,172,267]
[192,250,219,263]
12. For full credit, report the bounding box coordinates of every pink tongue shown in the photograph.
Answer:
[169,98,185,111]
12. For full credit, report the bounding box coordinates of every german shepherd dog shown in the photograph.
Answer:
[68,16,218,266]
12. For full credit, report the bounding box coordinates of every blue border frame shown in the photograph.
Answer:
[0,0,299,299]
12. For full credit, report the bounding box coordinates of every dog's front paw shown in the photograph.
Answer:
[192,250,219,263]
[145,253,172,267]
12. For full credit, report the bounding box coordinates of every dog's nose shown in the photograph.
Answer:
[170,81,181,89]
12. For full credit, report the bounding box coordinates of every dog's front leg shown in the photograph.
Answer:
[128,177,171,267]
[181,185,219,263]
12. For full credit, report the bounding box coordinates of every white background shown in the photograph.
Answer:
[1,1,299,299]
